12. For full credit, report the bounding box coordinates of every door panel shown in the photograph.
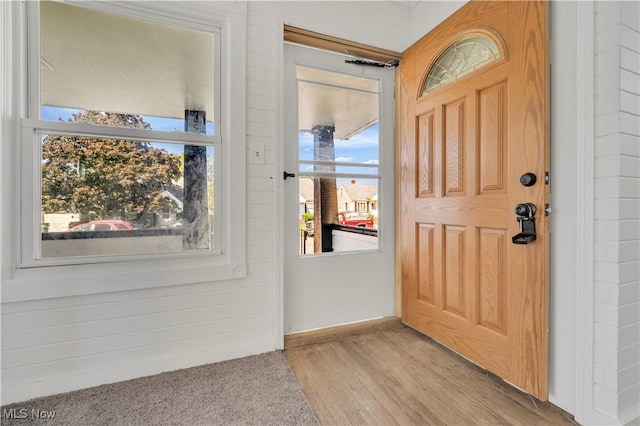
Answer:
[417,223,435,305]
[444,99,466,196]
[478,81,508,194]
[476,227,508,335]
[400,1,549,398]
[417,111,435,197]
[443,224,466,317]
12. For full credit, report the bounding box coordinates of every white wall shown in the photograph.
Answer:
[272,1,412,53]
[592,1,640,423]
[409,1,466,46]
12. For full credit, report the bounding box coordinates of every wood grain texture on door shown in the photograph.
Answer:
[399,1,549,399]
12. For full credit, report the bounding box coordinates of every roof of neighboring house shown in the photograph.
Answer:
[161,184,184,207]
[339,182,377,201]
[299,177,315,203]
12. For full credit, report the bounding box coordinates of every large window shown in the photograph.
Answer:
[1,0,247,301]
[23,1,222,265]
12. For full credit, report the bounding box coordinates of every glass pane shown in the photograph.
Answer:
[40,133,215,258]
[423,36,500,95]
[41,107,215,135]
[298,178,379,256]
[40,1,215,135]
[296,65,380,256]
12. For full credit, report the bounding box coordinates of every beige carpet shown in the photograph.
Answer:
[1,351,318,426]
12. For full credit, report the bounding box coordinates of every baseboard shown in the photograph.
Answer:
[284,316,404,350]
[576,406,628,426]
[574,398,639,426]
[1,338,275,405]
[620,404,640,426]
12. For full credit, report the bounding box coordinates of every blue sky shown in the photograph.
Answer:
[42,106,213,154]
[299,124,379,172]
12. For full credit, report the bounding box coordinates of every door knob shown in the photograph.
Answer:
[283,171,296,180]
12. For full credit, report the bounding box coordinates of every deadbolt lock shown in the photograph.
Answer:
[519,172,537,187]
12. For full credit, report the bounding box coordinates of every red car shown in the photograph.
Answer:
[67,220,136,232]
[338,213,374,228]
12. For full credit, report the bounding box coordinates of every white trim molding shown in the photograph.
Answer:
[274,8,285,351]
[574,1,598,424]
[0,0,23,291]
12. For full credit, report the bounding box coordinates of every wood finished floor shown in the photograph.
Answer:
[284,324,576,426]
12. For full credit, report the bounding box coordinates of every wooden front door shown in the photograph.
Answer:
[399,2,549,399]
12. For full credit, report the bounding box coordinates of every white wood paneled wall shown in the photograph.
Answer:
[593,1,640,423]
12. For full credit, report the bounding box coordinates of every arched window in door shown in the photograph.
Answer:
[422,35,501,95]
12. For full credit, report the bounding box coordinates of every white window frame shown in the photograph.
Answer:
[1,1,247,302]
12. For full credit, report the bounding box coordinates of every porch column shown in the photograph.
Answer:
[183,110,210,250]
[312,125,337,253]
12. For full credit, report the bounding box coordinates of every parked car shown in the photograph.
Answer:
[67,220,136,232]
[338,213,374,228]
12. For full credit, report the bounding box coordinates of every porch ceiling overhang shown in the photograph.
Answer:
[42,1,379,141]
[296,66,379,140]
[40,1,213,121]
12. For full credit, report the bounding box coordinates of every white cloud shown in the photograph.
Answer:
[363,159,379,165]
[335,156,355,163]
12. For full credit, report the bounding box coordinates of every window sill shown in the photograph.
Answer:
[2,257,247,303]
